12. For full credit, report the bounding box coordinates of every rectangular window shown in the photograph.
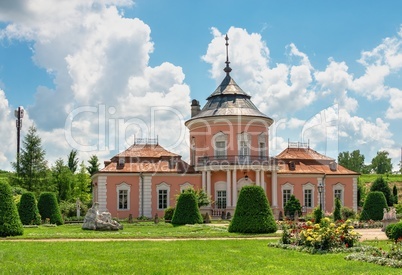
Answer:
[217,190,226,209]
[259,142,265,158]
[334,189,342,203]
[158,189,168,209]
[215,141,226,159]
[283,189,291,208]
[304,189,312,208]
[118,190,128,210]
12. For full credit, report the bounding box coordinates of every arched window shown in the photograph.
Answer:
[116,182,131,211]
[180,182,194,193]
[156,182,170,210]
[214,132,227,159]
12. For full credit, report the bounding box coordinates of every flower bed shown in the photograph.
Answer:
[345,242,402,268]
[271,218,361,252]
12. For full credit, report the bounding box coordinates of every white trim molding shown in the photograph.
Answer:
[116,182,131,211]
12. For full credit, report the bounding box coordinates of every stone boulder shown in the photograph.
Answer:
[82,202,123,231]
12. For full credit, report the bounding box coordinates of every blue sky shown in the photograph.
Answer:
[0,0,402,171]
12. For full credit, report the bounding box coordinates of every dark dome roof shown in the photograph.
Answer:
[191,74,272,120]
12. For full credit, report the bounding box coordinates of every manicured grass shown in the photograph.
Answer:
[0,239,400,274]
[7,223,281,239]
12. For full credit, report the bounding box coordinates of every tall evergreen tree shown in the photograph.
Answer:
[393,185,398,204]
[86,155,100,176]
[86,155,99,192]
[67,149,79,173]
[12,125,48,193]
[370,176,393,206]
[0,179,23,237]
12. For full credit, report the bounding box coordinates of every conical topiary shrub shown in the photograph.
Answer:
[18,192,41,225]
[360,191,388,221]
[171,192,203,225]
[38,192,64,225]
[0,180,24,237]
[228,185,277,233]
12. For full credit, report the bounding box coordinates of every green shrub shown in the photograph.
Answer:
[284,195,302,219]
[0,180,23,237]
[38,192,64,225]
[341,206,356,220]
[386,223,396,239]
[313,207,323,224]
[59,200,88,218]
[389,222,402,242]
[333,197,342,221]
[360,191,388,221]
[164,207,175,222]
[370,176,393,206]
[228,185,277,233]
[18,192,41,225]
[171,192,203,225]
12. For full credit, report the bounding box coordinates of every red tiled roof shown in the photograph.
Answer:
[276,147,334,161]
[99,143,194,173]
[278,161,359,175]
[114,144,179,158]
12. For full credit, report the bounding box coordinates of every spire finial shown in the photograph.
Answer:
[224,34,232,75]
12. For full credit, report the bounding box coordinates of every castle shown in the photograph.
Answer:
[92,36,359,219]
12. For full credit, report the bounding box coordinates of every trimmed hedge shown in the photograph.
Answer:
[360,191,388,221]
[228,185,277,233]
[171,192,203,225]
[37,192,64,225]
[387,222,402,242]
[370,176,393,206]
[18,192,41,225]
[0,180,23,237]
[164,207,175,222]
[333,197,342,221]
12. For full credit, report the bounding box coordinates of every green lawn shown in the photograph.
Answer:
[0,239,399,274]
[8,223,281,239]
[0,224,400,274]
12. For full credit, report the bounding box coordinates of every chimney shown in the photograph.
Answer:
[191,99,201,118]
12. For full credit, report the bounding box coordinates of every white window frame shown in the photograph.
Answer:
[116,182,131,211]
[156,182,170,210]
[214,133,227,159]
[302,182,315,208]
[281,182,294,208]
[238,133,250,163]
[258,133,267,158]
[215,181,227,209]
[180,182,194,193]
[333,182,345,206]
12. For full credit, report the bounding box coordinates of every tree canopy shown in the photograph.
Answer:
[371,151,393,174]
[338,150,365,173]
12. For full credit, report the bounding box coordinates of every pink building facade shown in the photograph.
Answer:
[92,38,359,219]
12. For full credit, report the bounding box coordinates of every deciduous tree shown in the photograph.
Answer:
[338,150,365,173]
[371,151,392,174]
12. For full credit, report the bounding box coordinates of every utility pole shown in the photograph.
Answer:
[14,106,24,175]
